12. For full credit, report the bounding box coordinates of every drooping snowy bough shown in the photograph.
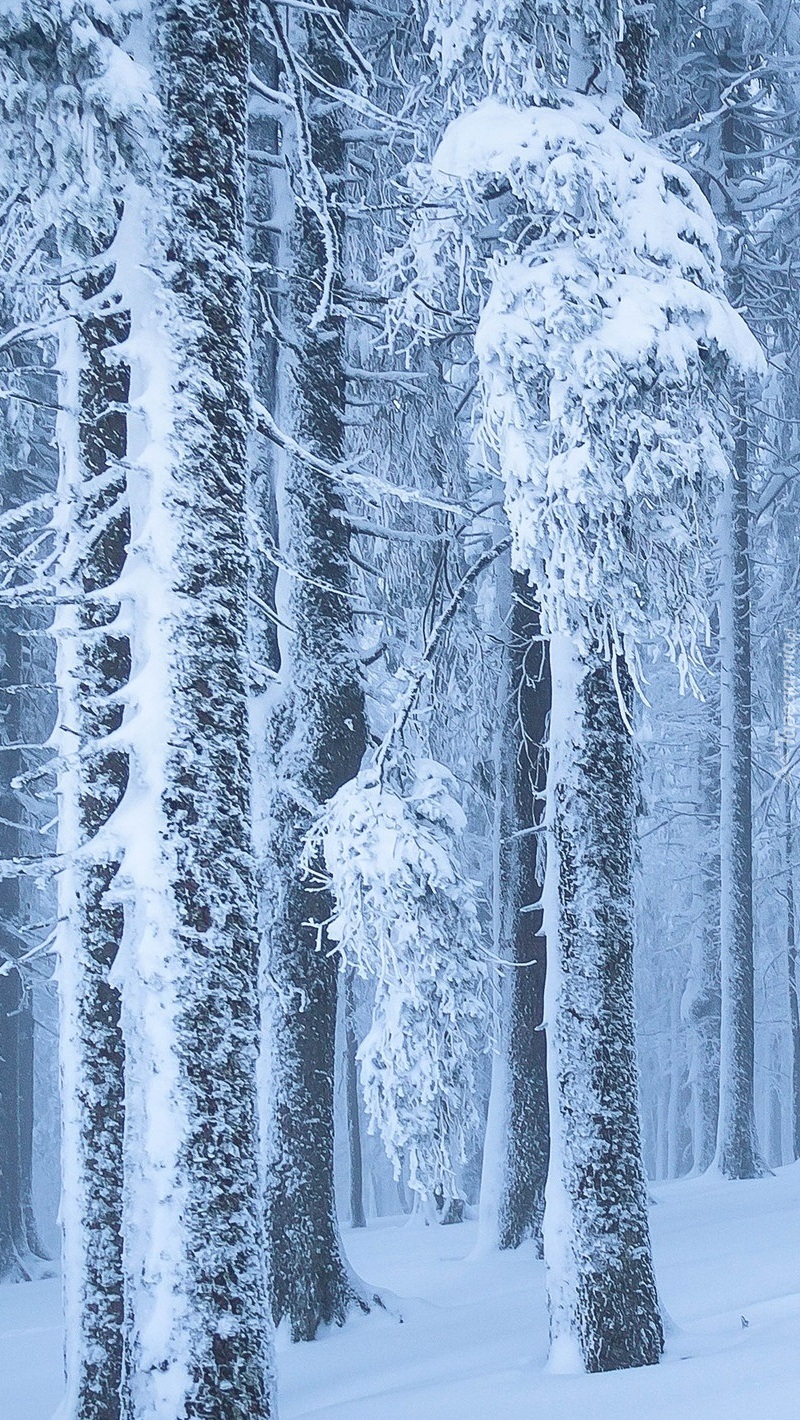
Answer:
[311,758,491,1202]
[390,2,763,1374]
[394,93,762,675]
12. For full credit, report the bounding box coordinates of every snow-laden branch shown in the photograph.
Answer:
[307,758,491,1197]
[376,535,511,769]
[253,398,472,514]
[391,91,765,679]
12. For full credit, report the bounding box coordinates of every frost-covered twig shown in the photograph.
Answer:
[253,398,472,513]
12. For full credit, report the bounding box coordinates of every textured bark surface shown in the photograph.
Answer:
[545,642,663,1374]
[497,575,550,1252]
[56,274,131,1420]
[118,3,274,1416]
[260,0,371,1342]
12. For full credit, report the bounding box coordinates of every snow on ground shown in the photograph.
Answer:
[0,1274,63,1420]
[5,1164,800,1419]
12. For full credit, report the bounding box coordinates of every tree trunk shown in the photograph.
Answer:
[543,636,662,1374]
[714,398,767,1179]
[497,574,550,1252]
[683,710,721,1173]
[0,585,52,1281]
[345,971,366,1230]
[259,0,372,1340]
[112,4,274,1415]
[55,271,131,1420]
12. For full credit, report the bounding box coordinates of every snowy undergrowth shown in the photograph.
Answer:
[9,1164,800,1420]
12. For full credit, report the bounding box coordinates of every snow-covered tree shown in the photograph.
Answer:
[4,1,274,1414]
[0,7,138,1409]
[106,2,275,1413]
[0,24,57,1280]
[391,0,762,1372]
[650,0,800,1178]
[252,0,375,1341]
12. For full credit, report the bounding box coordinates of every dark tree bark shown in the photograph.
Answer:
[497,574,550,1252]
[112,3,275,1415]
[56,268,131,1420]
[258,0,374,1341]
[544,642,663,1373]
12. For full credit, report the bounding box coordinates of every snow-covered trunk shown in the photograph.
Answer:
[543,635,662,1373]
[111,3,274,1415]
[496,573,550,1252]
[684,715,721,1174]
[261,0,371,1341]
[54,278,131,1420]
[715,396,767,1178]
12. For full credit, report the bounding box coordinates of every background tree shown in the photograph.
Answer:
[253,0,373,1342]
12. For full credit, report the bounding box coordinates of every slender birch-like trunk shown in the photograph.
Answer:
[683,710,721,1174]
[714,397,767,1178]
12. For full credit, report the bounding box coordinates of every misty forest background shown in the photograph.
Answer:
[2,1,800,1417]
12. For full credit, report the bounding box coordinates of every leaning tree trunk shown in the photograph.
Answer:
[496,572,550,1252]
[714,394,767,1179]
[258,0,372,1341]
[543,636,663,1374]
[110,4,274,1416]
[55,265,131,1420]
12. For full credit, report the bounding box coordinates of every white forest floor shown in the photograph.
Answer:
[4,1164,800,1419]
